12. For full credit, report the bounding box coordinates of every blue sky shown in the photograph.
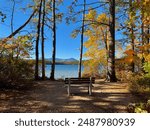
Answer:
[0,0,124,60]
[0,0,88,60]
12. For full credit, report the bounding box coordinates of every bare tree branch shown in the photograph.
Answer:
[7,10,37,39]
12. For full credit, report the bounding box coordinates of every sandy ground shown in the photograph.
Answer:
[0,80,137,113]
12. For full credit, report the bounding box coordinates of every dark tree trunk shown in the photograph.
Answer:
[131,30,135,72]
[129,0,135,73]
[41,0,46,80]
[11,0,15,33]
[104,30,109,81]
[108,0,117,82]
[146,26,150,48]
[50,0,56,80]
[35,0,42,80]
[141,9,145,68]
[145,25,150,54]
[78,0,86,78]
[11,0,15,59]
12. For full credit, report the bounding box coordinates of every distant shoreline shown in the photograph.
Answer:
[45,62,79,65]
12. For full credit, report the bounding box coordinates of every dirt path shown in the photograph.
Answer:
[0,80,136,112]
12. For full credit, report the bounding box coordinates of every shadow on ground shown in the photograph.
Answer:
[0,80,138,113]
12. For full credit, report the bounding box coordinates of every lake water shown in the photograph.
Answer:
[45,64,84,79]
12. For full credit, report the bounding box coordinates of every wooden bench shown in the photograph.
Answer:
[64,77,95,96]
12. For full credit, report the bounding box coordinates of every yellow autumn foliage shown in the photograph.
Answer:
[136,0,150,25]
[83,10,110,76]
[85,10,97,21]
[0,35,32,58]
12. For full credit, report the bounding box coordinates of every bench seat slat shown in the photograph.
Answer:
[65,78,95,84]
[65,81,92,84]
[65,78,95,80]
[65,81,95,84]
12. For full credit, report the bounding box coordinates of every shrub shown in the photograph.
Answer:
[128,74,150,93]
[0,58,34,88]
[116,70,133,81]
[82,71,101,78]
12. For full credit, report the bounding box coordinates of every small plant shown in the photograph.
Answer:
[143,62,150,78]
[128,100,150,113]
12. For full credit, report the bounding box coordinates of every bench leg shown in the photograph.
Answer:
[67,85,70,96]
[89,77,92,95]
[88,84,92,95]
[67,78,71,96]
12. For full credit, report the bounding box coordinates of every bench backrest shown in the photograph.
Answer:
[65,77,95,84]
